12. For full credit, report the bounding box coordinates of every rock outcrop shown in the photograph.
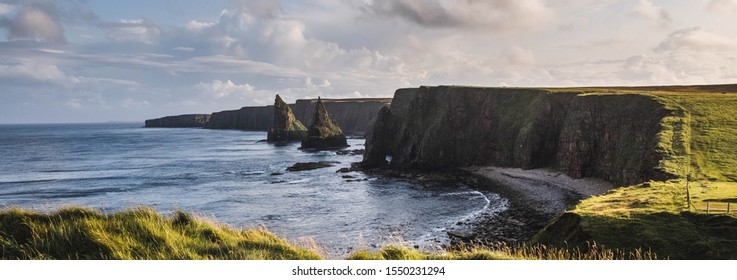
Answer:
[185,98,390,135]
[363,86,685,186]
[301,97,349,149]
[144,114,210,128]
[292,98,392,135]
[267,95,307,142]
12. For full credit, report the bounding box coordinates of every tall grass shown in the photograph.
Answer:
[0,207,322,260]
[348,242,658,260]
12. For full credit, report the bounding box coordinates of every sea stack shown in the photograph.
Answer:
[267,95,307,142]
[301,97,349,149]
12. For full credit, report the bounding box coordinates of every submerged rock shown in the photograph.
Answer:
[267,95,308,142]
[301,97,349,149]
[286,161,340,172]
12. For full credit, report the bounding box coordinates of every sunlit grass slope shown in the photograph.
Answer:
[0,207,322,260]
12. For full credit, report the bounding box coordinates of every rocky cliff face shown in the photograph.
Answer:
[363,86,684,186]
[144,114,210,128]
[204,106,273,131]
[301,97,349,149]
[267,95,307,142]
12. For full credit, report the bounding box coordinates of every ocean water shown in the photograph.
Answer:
[0,123,506,256]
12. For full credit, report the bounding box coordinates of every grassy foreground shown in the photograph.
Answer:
[0,206,659,260]
[0,207,321,260]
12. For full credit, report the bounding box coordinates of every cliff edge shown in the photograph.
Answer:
[144,114,210,128]
[363,86,686,186]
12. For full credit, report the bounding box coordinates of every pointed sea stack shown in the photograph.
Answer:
[267,95,308,142]
[301,97,349,149]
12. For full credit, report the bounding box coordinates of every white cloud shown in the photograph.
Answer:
[0,3,14,16]
[103,18,161,44]
[707,0,737,14]
[185,20,216,32]
[656,27,737,52]
[196,79,255,99]
[0,61,74,85]
[631,0,671,26]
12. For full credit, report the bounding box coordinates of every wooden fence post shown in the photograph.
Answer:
[707,202,710,214]
[728,203,731,214]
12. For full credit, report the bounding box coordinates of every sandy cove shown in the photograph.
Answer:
[447,166,615,245]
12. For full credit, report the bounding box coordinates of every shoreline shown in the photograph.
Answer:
[360,166,614,247]
[451,166,614,246]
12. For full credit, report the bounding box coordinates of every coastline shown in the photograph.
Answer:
[449,166,615,246]
[360,165,614,247]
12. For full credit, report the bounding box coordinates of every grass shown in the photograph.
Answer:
[348,243,657,260]
[533,180,737,259]
[0,207,321,260]
[532,86,737,259]
[0,206,661,260]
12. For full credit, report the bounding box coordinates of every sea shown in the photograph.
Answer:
[0,123,506,257]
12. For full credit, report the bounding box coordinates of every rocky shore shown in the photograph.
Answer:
[360,165,614,248]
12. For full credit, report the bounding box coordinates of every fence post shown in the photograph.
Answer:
[728,203,731,214]
[707,202,710,214]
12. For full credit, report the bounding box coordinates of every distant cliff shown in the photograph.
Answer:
[363,86,684,186]
[205,106,273,131]
[144,114,210,128]
[293,98,392,135]
[149,98,391,135]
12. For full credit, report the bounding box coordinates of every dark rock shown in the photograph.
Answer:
[267,95,307,142]
[301,97,349,149]
[286,161,340,172]
[270,172,284,176]
[145,114,210,128]
[342,175,355,179]
[335,149,364,156]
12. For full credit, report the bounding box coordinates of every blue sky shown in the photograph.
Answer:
[1,0,736,123]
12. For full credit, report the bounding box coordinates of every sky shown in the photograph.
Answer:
[1,0,736,123]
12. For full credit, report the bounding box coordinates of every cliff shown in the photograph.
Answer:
[204,106,273,131]
[293,98,391,135]
[267,95,307,142]
[195,98,391,135]
[363,86,686,186]
[144,114,210,128]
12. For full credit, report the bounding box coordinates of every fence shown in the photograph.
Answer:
[692,201,733,214]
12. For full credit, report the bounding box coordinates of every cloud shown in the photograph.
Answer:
[707,0,737,14]
[0,1,64,42]
[0,60,73,85]
[501,47,535,65]
[196,79,255,99]
[655,27,737,52]
[357,0,552,31]
[631,0,671,26]
[101,18,161,44]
